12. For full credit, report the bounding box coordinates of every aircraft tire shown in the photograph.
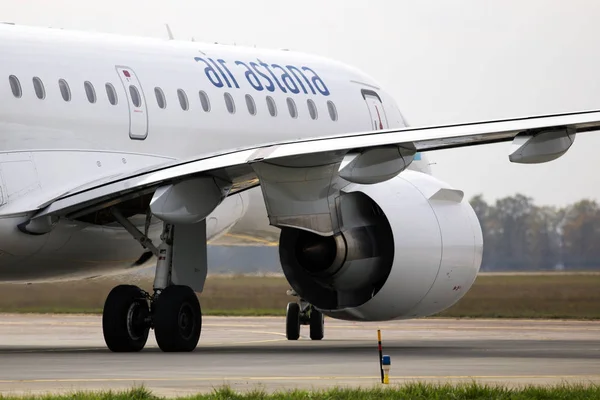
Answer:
[102,284,150,352]
[309,308,324,340]
[286,302,300,340]
[153,285,202,352]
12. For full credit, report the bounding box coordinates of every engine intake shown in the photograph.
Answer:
[278,170,483,321]
[280,190,395,310]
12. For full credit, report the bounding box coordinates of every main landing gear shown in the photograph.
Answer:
[102,214,202,352]
[102,284,201,352]
[285,291,324,341]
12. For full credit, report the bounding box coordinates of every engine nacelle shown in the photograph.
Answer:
[279,170,483,321]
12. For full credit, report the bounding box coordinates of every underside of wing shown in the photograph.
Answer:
[21,108,600,233]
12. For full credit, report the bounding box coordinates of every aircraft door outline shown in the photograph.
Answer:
[361,89,389,130]
[115,66,149,140]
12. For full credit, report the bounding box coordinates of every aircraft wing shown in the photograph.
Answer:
[27,109,600,225]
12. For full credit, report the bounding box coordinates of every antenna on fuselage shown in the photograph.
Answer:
[165,24,175,40]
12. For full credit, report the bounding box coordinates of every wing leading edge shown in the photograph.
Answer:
[28,109,600,224]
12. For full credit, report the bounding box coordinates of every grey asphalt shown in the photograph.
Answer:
[0,315,599,397]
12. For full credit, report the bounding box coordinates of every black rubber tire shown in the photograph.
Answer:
[102,285,150,352]
[309,308,324,340]
[286,302,300,340]
[153,285,202,352]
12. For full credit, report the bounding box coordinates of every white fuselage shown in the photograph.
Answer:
[0,24,431,282]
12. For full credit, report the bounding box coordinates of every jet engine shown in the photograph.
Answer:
[278,170,483,321]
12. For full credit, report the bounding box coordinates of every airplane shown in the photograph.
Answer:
[0,22,598,353]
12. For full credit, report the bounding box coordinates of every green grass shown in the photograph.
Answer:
[2,383,600,400]
[1,273,599,319]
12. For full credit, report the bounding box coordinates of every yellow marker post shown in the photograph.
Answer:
[377,329,384,383]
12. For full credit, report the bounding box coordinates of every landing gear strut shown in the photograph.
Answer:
[285,291,324,341]
[102,214,202,352]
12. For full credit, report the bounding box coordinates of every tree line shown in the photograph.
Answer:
[470,195,600,271]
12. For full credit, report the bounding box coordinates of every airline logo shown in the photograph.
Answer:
[194,57,330,96]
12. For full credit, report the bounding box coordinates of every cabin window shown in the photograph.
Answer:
[245,94,256,116]
[307,99,318,120]
[84,81,96,104]
[224,92,235,114]
[177,89,189,111]
[266,96,277,117]
[9,75,21,98]
[129,85,141,108]
[199,91,210,112]
[105,83,118,105]
[155,87,166,109]
[327,100,338,121]
[287,97,298,119]
[33,77,45,100]
[59,79,71,102]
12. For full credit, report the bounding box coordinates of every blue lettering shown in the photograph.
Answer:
[208,58,232,88]
[235,61,264,91]
[259,60,287,93]
[250,62,275,92]
[302,66,330,96]
[272,64,300,94]
[194,57,224,88]
[194,57,330,96]
[286,65,315,95]
[218,59,240,89]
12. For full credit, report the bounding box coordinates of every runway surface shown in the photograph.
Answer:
[0,314,599,397]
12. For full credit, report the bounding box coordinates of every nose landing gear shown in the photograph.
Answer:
[285,292,324,341]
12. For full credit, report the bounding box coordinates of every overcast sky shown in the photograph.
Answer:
[2,0,600,206]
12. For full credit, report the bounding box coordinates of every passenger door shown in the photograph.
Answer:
[116,66,148,140]
[361,89,389,130]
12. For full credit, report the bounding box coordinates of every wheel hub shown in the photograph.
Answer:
[178,303,195,340]
[126,301,149,340]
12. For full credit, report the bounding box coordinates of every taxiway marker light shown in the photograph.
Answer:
[382,355,391,384]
